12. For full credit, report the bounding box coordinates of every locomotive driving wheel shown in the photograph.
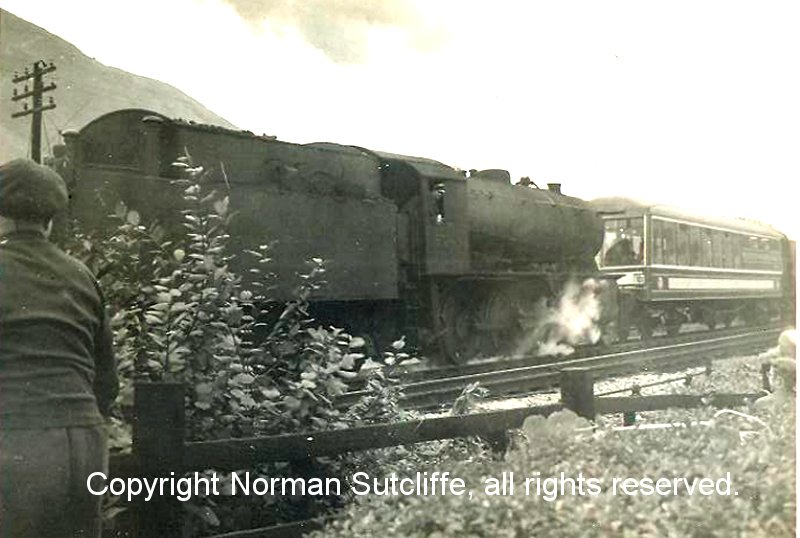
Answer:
[637,316,655,340]
[437,286,481,364]
[480,288,525,356]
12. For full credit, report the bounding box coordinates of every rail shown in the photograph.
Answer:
[383,328,780,408]
[397,323,775,384]
[594,367,709,397]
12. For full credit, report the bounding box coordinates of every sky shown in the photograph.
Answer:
[2,0,798,238]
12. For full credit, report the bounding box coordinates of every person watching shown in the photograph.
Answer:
[0,158,118,537]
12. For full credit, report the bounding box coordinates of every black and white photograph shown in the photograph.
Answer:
[0,1,796,536]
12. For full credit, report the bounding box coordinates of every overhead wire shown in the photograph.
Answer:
[43,114,53,157]
[63,98,92,129]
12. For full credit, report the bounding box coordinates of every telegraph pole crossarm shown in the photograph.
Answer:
[12,82,57,103]
[9,60,57,163]
[11,100,57,119]
[12,62,56,83]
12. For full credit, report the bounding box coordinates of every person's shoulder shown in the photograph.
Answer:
[50,244,99,283]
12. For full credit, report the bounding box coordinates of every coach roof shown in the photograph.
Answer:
[591,197,785,239]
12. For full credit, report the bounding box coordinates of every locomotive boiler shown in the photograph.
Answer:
[57,109,608,362]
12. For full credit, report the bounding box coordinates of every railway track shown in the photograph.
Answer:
[398,324,776,382]
[338,325,782,410]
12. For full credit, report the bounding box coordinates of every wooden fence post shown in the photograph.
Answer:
[560,368,595,420]
[761,362,772,392]
[133,381,185,537]
[623,386,640,426]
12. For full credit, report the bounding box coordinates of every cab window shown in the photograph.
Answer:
[600,217,644,267]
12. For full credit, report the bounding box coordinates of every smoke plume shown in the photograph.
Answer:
[515,279,604,357]
[223,0,444,63]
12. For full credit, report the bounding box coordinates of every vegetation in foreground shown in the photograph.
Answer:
[315,354,795,537]
[66,159,421,534]
[65,159,795,536]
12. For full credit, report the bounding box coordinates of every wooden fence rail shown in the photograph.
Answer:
[111,367,763,537]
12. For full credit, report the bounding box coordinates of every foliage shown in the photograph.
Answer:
[315,360,796,538]
[451,381,490,415]
[65,204,178,411]
[344,337,414,426]
[64,156,418,533]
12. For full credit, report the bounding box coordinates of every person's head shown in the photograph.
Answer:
[0,158,68,237]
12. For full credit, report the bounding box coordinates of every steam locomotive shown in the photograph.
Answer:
[55,109,613,363]
[53,109,794,361]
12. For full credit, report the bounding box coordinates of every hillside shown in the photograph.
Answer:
[0,10,236,162]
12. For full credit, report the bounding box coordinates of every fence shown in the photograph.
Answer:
[110,368,763,537]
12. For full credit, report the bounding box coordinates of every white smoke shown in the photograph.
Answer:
[514,278,603,357]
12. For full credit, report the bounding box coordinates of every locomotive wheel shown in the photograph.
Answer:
[665,324,681,337]
[616,325,631,342]
[721,313,735,328]
[600,323,629,344]
[480,289,525,355]
[637,318,654,340]
[664,307,684,336]
[696,306,720,330]
[437,288,481,364]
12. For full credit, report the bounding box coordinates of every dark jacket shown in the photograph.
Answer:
[0,230,118,429]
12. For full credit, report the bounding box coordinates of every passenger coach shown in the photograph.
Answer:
[591,197,792,338]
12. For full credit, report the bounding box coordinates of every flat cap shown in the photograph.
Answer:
[0,158,68,220]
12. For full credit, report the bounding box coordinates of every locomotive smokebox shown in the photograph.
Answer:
[466,172,603,270]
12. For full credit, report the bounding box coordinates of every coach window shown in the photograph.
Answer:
[732,234,746,269]
[746,237,760,269]
[629,218,644,263]
[711,230,723,267]
[722,233,733,268]
[653,220,676,264]
[688,226,702,266]
[652,220,664,263]
[696,228,712,267]
[763,239,779,269]
[601,219,625,266]
[677,224,690,265]
[663,221,677,264]
[602,218,644,266]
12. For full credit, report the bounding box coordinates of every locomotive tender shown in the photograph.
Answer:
[592,197,795,338]
[57,109,608,362]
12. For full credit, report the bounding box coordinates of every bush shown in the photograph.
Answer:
[315,379,795,537]
[64,157,416,533]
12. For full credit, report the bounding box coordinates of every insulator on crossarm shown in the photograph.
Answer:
[49,96,55,105]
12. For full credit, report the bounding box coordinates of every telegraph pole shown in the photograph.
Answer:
[11,60,57,163]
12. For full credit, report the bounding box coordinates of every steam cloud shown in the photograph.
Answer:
[515,279,604,357]
[223,0,444,63]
